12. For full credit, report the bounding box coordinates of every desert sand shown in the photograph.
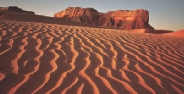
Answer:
[0,13,184,94]
[166,29,184,37]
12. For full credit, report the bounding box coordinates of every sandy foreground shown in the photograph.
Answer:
[0,19,184,94]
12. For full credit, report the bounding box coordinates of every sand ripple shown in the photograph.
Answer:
[0,20,184,94]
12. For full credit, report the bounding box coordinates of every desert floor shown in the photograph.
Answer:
[0,20,184,94]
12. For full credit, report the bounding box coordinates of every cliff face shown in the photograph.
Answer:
[54,7,154,29]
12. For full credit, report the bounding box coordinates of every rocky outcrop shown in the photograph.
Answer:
[0,6,35,14]
[54,7,154,29]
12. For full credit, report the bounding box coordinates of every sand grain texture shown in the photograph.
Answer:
[0,19,184,94]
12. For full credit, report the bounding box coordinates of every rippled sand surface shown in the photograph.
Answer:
[0,17,184,94]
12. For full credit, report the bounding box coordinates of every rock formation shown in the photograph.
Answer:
[0,6,35,14]
[54,7,154,29]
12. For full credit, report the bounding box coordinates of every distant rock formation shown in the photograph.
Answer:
[0,6,35,14]
[54,7,154,29]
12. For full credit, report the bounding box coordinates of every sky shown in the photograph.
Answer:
[1,0,184,31]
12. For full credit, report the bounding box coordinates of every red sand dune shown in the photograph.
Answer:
[0,12,184,94]
[166,29,184,37]
[149,30,173,33]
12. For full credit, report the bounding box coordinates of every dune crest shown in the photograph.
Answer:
[166,29,184,37]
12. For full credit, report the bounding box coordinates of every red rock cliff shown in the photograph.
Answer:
[54,7,154,29]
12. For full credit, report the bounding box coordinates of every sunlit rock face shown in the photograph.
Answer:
[54,7,154,29]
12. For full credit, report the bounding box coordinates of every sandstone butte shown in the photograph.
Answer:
[54,7,154,30]
[0,6,35,15]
